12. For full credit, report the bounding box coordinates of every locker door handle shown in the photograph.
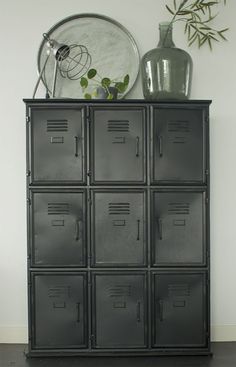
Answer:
[137,219,140,241]
[136,136,140,157]
[158,136,163,157]
[158,218,163,240]
[75,220,81,241]
[74,136,79,157]
[77,302,80,322]
[158,300,164,322]
[136,301,141,322]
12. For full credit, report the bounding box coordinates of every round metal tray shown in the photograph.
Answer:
[37,13,140,99]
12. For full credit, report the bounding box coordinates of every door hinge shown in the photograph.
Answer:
[26,115,30,124]
[87,170,91,177]
[205,115,209,124]
[205,196,209,205]
[26,170,31,177]
[27,198,31,205]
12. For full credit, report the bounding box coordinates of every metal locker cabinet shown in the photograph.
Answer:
[29,106,85,184]
[90,107,146,184]
[31,273,87,349]
[152,191,205,266]
[31,191,86,267]
[92,273,147,348]
[24,99,211,357]
[153,272,207,347]
[152,107,206,184]
[91,190,146,266]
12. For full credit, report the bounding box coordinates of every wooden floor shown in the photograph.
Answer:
[0,343,235,367]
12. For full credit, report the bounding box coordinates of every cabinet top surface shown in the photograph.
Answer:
[23,98,212,106]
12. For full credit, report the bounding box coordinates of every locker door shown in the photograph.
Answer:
[93,273,147,348]
[32,273,87,348]
[153,273,207,347]
[152,108,205,183]
[91,108,146,183]
[153,192,205,265]
[92,191,146,266]
[32,192,85,266]
[30,107,85,183]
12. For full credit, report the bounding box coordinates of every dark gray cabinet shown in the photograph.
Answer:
[29,106,85,184]
[152,107,206,184]
[152,190,206,266]
[25,99,211,357]
[90,107,146,184]
[153,272,207,347]
[31,273,87,349]
[91,190,147,266]
[92,272,147,348]
[31,190,86,267]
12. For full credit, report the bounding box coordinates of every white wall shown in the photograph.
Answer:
[0,0,235,343]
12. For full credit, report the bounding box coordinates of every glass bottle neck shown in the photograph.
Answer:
[157,22,175,48]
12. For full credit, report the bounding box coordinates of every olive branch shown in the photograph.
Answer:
[165,0,229,49]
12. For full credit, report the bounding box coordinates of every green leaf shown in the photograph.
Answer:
[165,5,174,15]
[189,30,197,41]
[200,26,212,30]
[219,27,229,33]
[197,34,201,48]
[184,22,188,34]
[124,74,130,86]
[101,78,111,88]
[107,93,114,100]
[218,30,228,41]
[177,10,192,15]
[115,82,126,93]
[87,69,97,79]
[84,93,92,99]
[208,37,212,50]
[191,0,202,9]
[80,77,88,88]
[199,35,208,47]
[188,31,198,46]
[210,34,219,42]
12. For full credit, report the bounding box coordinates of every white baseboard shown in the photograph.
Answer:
[211,325,236,341]
[0,327,28,343]
[1,325,236,343]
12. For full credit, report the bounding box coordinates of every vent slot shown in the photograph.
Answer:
[108,202,130,215]
[47,119,68,132]
[168,283,190,297]
[168,120,190,133]
[108,120,129,132]
[48,203,70,215]
[168,202,190,215]
[48,286,71,298]
[108,285,132,297]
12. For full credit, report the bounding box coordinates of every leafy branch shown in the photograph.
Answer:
[80,69,130,99]
[165,0,229,49]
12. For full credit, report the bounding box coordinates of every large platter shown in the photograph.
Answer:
[37,13,140,98]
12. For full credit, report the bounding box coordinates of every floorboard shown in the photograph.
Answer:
[0,343,235,367]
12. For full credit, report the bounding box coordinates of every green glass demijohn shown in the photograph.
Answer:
[141,22,193,100]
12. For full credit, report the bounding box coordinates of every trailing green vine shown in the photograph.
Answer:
[165,0,229,49]
[80,69,130,99]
